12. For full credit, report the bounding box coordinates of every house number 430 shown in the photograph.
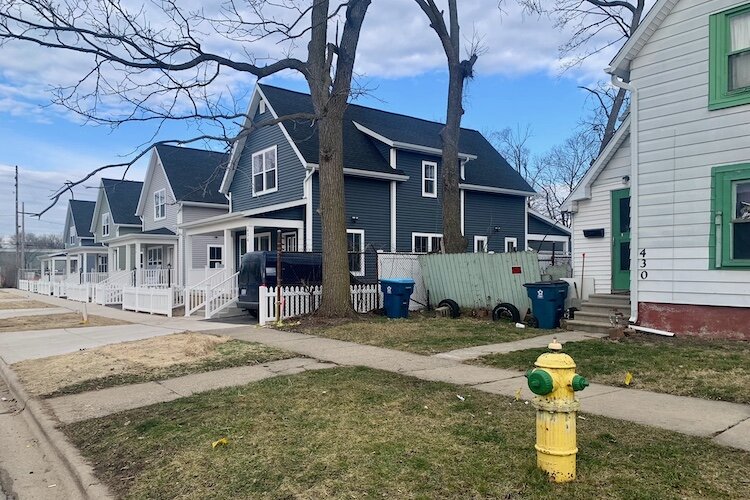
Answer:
[639,249,648,280]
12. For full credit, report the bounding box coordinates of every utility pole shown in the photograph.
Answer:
[14,166,19,271]
[20,201,26,270]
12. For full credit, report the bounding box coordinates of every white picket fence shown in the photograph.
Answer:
[94,270,134,305]
[37,281,53,296]
[53,281,67,297]
[66,283,91,303]
[18,279,29,291]
[258,284,381,326]
[122,286,184,317]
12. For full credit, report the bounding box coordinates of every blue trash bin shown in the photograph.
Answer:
[523,281,569,329]
[380,278,415,319]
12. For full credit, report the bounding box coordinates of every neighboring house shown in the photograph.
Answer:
[182,83,535,281]
[563,0,750,338]
[526,210,571,255]
[90,178,144,273]
[60,199,106,275]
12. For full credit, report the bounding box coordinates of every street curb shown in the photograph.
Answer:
[0,358,113,499]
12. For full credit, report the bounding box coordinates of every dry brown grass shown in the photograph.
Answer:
[0,313,130,333]
[0,290,24,300]
[13,333,291,397]
[0,299,56,310]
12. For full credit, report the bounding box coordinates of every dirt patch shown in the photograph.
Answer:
[0,313,130,333]
[13,333,292,397]
[0,291,24,300]
[0,300,56,310]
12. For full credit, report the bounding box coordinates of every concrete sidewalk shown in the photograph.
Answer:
[435,331,607,361]
[0,307,71,319]
[203,326,750,452]
[47,358,336,424]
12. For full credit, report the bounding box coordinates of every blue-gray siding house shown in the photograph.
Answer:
[182,84,536,280]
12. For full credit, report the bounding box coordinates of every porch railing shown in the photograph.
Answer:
[94,270,134,305]
[205,272,239,319]
[184,268,228,317]
[137,268,176,288]
[66,283,91,303]
[37,281,53,296]
[81,272,110,285]
[122,285,184,317]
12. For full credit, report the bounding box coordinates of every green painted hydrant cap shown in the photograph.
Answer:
[526,369,554,396]
[571,374,589,392]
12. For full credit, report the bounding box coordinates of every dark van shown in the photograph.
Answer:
[237,252,325,315]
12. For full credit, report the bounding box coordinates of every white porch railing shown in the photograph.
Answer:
[94,270,134,305]
[53,281,67,297]
[122,286,184,317]
[205,272,239,319]
[67,283,91,303]
[18,279,29,291]
[81,272,110,284]
[184,268,228,317]
[37,281,53,296]
[137,269,176,288]
[29,281,39,293]
[258,284,382,326]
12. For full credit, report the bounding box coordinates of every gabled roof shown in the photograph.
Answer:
[562,116,631,211]
[140,227,176,236]
[608,0,679,77]
[529,209,571,236]
[153,144,229,205]
[101,178,143,225]
[68,200,96,238]
[244,84,534,194]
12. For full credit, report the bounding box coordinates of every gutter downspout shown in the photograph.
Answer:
[610,72,639,324]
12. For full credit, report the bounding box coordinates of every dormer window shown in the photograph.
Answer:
[154,189,166,220]
[252,146,278,196]
[422,161,438,198]
[102,212,110,237]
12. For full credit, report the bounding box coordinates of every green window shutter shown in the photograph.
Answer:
[709,4,750,110]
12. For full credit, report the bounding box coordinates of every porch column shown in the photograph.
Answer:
[224,229,235,273]
[107,247,114,274]
[246,225,255,252]
[125,244,132,271]
[135,242,142,286]
[172,243,179,286]
[185,234,193,285]
[65,254,71,276]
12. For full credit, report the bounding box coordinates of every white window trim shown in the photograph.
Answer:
[474,235,488,253]
[154,188,167,221]
[259,99,266,114]
[505,237,518,253]
[207,244,224,269]
[252,145,279,197]
[412,232,443,253]
[281,231,298,252]
[147,247,163,268]
[254,232,272,251]
[422,160,438,198]
[347,229,365,276]
[102,212,110,237]
[97,254,108,273]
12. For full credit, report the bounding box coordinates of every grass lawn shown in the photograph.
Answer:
[475,333,750,404]
[13,333,293,398]
[0,299,57,310]
[0,313,129,333]
[282,314,551,355]
[65,367,750,499]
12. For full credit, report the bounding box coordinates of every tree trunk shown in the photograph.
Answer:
[441,65,466,253]
[599,86,627,153]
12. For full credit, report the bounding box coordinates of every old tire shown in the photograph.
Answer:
[438,299,460,319]
[526,315,539,328]
[492,302,521,323]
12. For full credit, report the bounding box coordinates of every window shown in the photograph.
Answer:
[252,146,278,196]
[505,237,518,253]
[254,232,272,251]
[259,99,267,114]
[474,235,488,253]
[154,189,166,220]
[69,226,76,245]
[710,4,750,110]
[422,161,437,197]
[208,245,224,268]
[347,229,365,276]
[102,213,110,237]
[147,247,163,268]
[412,233,443,253]
[97,255,108,273]
[282,232,298,252]
[711,163,750,267]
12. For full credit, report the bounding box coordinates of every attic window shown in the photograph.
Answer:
[102,212,110,237]
[69,226,76,245]
[154,189,166,220]
[709,4,750,109]
[422,161,438,198]
[259,99,267,115]
[252,146,278,196]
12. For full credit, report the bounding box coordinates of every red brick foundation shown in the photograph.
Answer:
[638,302,750,341]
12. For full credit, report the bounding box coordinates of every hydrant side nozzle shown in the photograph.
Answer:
[527,369,554,396]
[571,374,589,392]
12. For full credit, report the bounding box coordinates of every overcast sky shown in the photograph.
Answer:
[0,0,634,235]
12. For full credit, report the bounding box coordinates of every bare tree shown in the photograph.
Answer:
[529,129,597,226]
[490,124,534,181]
[415,0,480,253]
[521,0,646,152]
[0,0,372,316]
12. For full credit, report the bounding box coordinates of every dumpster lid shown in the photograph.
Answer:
[523,280,569,288]
[381,278,415,284]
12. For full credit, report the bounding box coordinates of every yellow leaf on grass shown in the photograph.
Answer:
[515,388,522,401]
[212,437,229,449]
[624,372,633,386]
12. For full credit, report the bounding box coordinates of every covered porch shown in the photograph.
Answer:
[106,230,179,287]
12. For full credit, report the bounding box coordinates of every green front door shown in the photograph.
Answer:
[611,188,631,291]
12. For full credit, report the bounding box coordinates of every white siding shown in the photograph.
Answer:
[570,135,631,294]
[142,161,178,232]
[630,0,750,307]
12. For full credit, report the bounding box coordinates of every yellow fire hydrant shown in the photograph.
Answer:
[525,338,589,483]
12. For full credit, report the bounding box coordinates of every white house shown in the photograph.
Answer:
[564,0,750,339]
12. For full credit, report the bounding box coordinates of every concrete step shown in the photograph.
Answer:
[211,303,246,319]
[579,301,630,313]
[586,293,631,305]
[573,310,613,322]
[564,319,613,334]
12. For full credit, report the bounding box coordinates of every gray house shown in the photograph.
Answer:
[61,199,107,275]
[182,84,535,279]
[90,178,144,273]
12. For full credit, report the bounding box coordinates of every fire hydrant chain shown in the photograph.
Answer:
[525,337,589,483]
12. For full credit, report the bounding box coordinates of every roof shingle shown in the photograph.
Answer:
[102,179,143,225]
[154,144,229,205]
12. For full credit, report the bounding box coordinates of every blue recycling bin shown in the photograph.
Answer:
[523,281,569,329]
[380,278,415,319]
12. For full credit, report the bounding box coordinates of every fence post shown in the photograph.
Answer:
[259,286,268,326]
